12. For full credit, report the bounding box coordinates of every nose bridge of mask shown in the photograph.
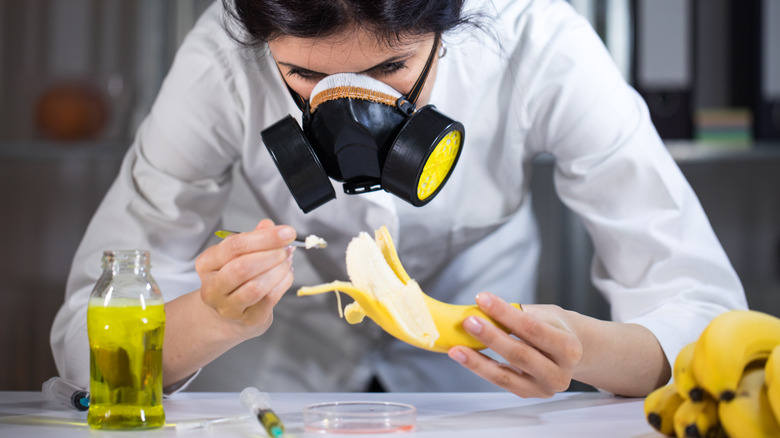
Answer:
[309,73,402,112]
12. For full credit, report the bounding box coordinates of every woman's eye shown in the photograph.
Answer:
[287,69,324,82]
[376,61,407,76]
[285,61,407,81]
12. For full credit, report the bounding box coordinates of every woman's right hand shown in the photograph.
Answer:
[195,219,296,340]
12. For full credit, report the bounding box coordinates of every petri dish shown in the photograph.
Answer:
[303,401,416,433]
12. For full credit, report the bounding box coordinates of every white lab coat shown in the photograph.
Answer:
[51,0,747,393]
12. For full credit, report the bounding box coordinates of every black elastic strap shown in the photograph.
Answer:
[405,34,441,105]
[275,64,307,112]
[269,52,307,112]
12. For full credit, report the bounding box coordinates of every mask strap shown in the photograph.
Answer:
[405,34,441,105]
[287,84,308,113]
[274,62,308,113]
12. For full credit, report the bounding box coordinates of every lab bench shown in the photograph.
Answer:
[0,390,654,436]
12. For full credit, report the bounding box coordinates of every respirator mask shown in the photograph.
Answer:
[261,36,465,213]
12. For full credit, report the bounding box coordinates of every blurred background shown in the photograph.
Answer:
[0,0,778,391]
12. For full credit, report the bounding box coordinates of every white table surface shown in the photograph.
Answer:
[0,391,658,437]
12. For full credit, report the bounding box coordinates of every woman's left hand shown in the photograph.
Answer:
[448,292,583,398]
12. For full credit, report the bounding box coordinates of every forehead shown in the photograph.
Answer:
[268,29,429,74]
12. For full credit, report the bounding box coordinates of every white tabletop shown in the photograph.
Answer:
[0,391,657,437]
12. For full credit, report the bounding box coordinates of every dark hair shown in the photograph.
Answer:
[222,0,474,48]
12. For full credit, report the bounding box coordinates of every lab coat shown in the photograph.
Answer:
[51,0,747,393]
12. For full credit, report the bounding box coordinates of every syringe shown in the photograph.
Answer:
[41,377,89,411]
[240,387,285,438]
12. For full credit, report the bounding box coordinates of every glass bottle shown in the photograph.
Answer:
[87,250,166,430]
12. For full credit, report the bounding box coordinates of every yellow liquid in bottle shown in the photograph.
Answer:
[87,299,166,430]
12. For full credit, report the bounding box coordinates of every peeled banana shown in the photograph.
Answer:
[692,310,780,401]
[297,226,522,353]
[674,342,705,401]
[766,345,780,426]
[718,364,780,438]
[644,383,684,436]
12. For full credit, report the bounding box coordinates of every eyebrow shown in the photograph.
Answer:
[277,52,414,76]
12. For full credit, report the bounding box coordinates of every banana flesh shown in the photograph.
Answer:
[346,231,439,347]
[643,310,780,437]
[297,226,522,353]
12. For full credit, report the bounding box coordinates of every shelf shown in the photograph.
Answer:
[0,140,129,161]
[666,140,780,163]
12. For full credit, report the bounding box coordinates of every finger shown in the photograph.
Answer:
[198,224,296,272]
[475,292,579,366]
[461,314,566,393]
[213,252,294,320]
[239,265,296,331]
[232,251,295,308]
[210,246,292,296]
[259,261,295,306]
[200,246,292,314]
[197,219,279,273]
[448,346,555,398]
[254,218,275,230]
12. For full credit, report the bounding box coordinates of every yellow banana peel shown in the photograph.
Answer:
[766,345,780,427]
[673,394,724,438]
[644,383,684,436]
[719,365,780,438]
[692,310,780,401]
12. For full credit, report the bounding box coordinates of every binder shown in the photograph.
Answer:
[757,0,780,140]
[632,0,695,139]
[731,0,780,141]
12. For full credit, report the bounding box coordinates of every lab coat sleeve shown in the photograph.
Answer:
[50,15,245,391]
[522,9,747,372]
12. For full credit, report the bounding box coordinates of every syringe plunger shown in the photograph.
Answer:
[240,386,272,412]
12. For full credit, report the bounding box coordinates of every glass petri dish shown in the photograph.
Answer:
[303,401,416,433]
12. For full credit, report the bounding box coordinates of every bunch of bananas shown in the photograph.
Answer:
[644,310,780,437]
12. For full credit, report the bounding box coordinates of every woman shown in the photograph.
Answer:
[51,0,746,398]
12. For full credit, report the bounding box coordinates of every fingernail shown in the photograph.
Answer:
[449,349,467,364]
[286,246,296,258]
[476,293,492,309]
[463,316,483,334]
[278,227,295,240]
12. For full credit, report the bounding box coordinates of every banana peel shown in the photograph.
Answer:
[644,383,684,436]
[297,226,522,353]
[692,310,780,401]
